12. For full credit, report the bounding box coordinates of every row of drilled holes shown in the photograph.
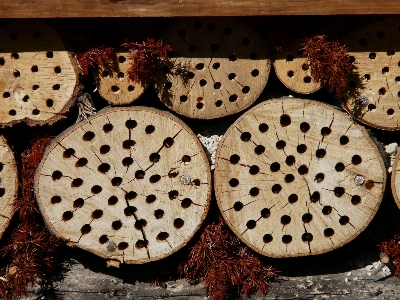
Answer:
[286,71,312,84]
[3,84,57,93]
[0,52,53,66]
[9,31,42,40]
[165,80,250,92]
[261,229,335,244]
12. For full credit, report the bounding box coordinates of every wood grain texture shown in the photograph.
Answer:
[0,135,17,239]
[391,148,400,210]
[214,97,386,258]
[95,52,147,106]
[342,16,400,131]
[274,39,322,94]
[153,18,271,119]
[1,1,400,17]
[0,20,81,127]
[34,107,211,264]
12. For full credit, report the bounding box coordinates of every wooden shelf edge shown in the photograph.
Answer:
[1,1,400,18]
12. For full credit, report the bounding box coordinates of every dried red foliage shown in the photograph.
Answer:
[0,137,60,299]
[379,235,400,276]
[300,35,352,98]
[122,38,172,83]
[180,216,277,300]
[75,46,116,75]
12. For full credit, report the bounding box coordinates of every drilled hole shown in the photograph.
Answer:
[118,242,129,250]
[135,240,148,249]
[233,201,243,211]
[11,52,19,59]
[260,208,270,218]
[76,157,88,167]
[288,194,298,204]
[98,163,110,173]
[230,154,240,164]
[164,82,172,90]
[310,191,320,203]
[154,209,164,219]
[287,70,294,77]
[302,63,309,70]
[168,190,179,200]
[51,196,62,204]
[270,162,280,172]
[179,95,188,103]
[254,145,265,155]
[387,108,395,115]
[99,145,110,154]
[168,169,179,178]
[229,94,238,102]
[99,235,108,244]
[63,148,75,158]
[112,221,123,230]
[242,86,250,94]
[300,122,310,133]
[322,206,332,215]
[8,110,16,116]
[297,144,307,153]
[54,66,61,74]
[241,132,251,142]
[124,206,137,216]
[229,54,237,61]
[191,178,199,186]
[272,184,282,194]
[92,209,103,219]
[31,65,38,72]
[382,67,389,74]
[46,99,53,107]
[13,70,20,78]
[246,220,256,229]
[214,82,221,89]
[123,139,135,149]
[315,173,324,183]
[146,194,156,203]
[249,165,259,175]
[324,228,334,237]
[365,180,375,190]
[51,170,62,180]
[259,123,268,133]
[3,92,10,98]
[212,62,220,69]
[251,69,259,77]
[149,174,161,183]
[174,218,184,228]
[379,87,386,95]
[125,119,137,129]
[135,170,145,179]
[181,198,192,208]
[144,125,155,134]
[304,76,311,83]
[103,123,113,132]
[298,165,308,175]
[335,162,345,172]
[196,102,204,109]
[280,114,291,127]
[302,213,312,223]
[122,157,134,167]
[163,137,174,148]
[62,211,73,221]
[387,49,395,56]
[215,100,223,107]
[108,196,118,205]
[157,232,169,240]
[125,191,137,200]
[81,224,91,234]
[276,140,286,149]
[340,136,349,145]
[351,155,362,165]
[263,234,273,243]
[369,52,376,59]
[111,177,122,186]
[118,56,126,63]
[339,216,349,225]
[282,235,292,244]
[249,187,259,196]
[83,131,95,141]
[32,109,40,115]
[285,174,295,183]
[229,178,239,187]
[73,198,84,208]
[281,215,291,225]
[334,187,345,197]
[351,195,361,205]
[368,104,376,110]
[71,178,83,187]
[0,58,4,65]
[91,185,102,194]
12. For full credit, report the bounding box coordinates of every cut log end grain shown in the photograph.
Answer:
[391,147,400,210]
[153,18,271,119]
[342,16,400,131]
[214,97,386,258]
[95,52,148,105]
[274,39,322,94]
[0,135,18,239]
[0,20,81,127]
[34,107,211,264]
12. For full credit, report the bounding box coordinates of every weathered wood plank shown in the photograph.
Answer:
[1,0,400,18]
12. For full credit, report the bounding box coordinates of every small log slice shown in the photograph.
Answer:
[0,20,81,127]
[34,107,211,264]
[274,39,322,94]
[0,135,18,238]
[95,52,148,105]
[153,18,271,119]
[391,147,400,210]
[342,16,400,130]
[214,97,386,258]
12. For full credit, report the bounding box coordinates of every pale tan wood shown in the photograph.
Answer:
[0,135,17,238]
[391,147,400,210]
[214,97,386,258]
[153,18,271,119]
[1,1,400,17]
[0,20,81,127]
[342,16,400,131]
[34,107,211,264]
[274,39,322,94]
[95,52,147,106]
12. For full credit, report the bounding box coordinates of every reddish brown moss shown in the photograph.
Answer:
[180,216,277,300]
[75,46,116,76]
[301,35,352,98]
[0,137,60,299]
[379,235,400,276]
[122,38,172,83]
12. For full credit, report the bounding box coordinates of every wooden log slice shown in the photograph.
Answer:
[214,97,386,258]
[95,52,148,105]
[153,18,271,119]
[0,20,81,127]
[34,107,211,264]
[341,16,400,130]
[391,148,400,210]
[0,135,17,238]
[274,39,322,94]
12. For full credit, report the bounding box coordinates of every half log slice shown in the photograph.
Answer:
[35,107,211,264]
[0,20,81,127]
[274,39,322,94]
[342,16,400,130]
[0,135,18,238]
[95,52,148,105]
[153,18,271,119]
[214,97,386,258]
[391,148,400,210]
